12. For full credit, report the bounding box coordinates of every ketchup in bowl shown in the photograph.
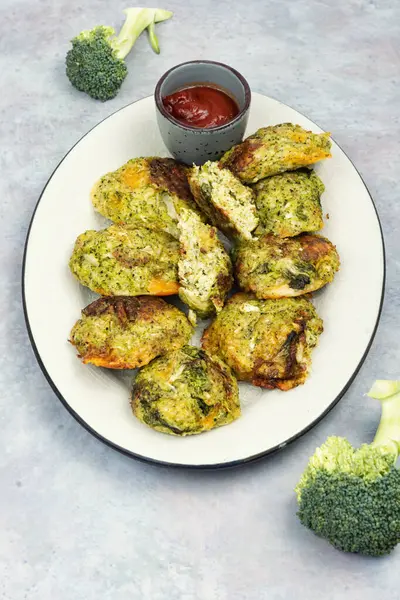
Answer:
[162,85,239,129]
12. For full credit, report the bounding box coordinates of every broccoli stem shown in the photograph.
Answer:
[114,8,173,59]
[115,9,155,59]
[154,8,173,22]
[368,380,400,457]
[147,9,173,53]
[147,20,160,54]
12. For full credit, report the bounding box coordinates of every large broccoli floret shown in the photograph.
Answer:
[66,8,172,101]
[295,380,400,556]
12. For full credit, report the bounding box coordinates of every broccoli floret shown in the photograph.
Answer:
[66,8,172,101]
[295,380,400,556]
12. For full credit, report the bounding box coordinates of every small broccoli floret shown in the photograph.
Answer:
[66,26,127,101]
[295,380,400,556]
[66,8,172,101]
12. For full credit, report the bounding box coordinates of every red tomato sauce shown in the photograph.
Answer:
[162,85,239,128]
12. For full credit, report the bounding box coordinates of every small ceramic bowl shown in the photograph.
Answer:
[154,60,251,165]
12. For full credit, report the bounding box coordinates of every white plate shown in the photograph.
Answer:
[22,93,385,468]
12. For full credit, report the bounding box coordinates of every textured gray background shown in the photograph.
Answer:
[1,0,399,598]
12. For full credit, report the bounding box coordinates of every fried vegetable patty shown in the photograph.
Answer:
[188,161,258,240]
[234,233,340,298]
[220,123,331,183]
[178,208,233,318]
[70,296,193,369]
[253,169,325,237]
[69,224,179,296]
[91,157,200,236]
[202,293,323,390]
[132,345,240,436]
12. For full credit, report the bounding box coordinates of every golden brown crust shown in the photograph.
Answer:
[149,158,194,204]
[201,293,323,391]
[234,233,340,299]
[220,124,332,183]
[82,295,168,322]
[80,354,135,369]
[71,296,192,369]
[298,234,333,262]
[218,138,263,178]
[251,324,307,390]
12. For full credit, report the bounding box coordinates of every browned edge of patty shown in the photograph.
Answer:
[149,158,193,203]
[82,295,172,328]
[298,234,336,262]
[220,139,262,176]
[252,322,307,390]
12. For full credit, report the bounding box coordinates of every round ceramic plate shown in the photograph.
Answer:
[23,93,385,468]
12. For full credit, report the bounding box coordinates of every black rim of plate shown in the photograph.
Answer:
[21,94,386,470]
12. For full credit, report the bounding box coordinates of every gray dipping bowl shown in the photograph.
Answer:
[154,60,251,165]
